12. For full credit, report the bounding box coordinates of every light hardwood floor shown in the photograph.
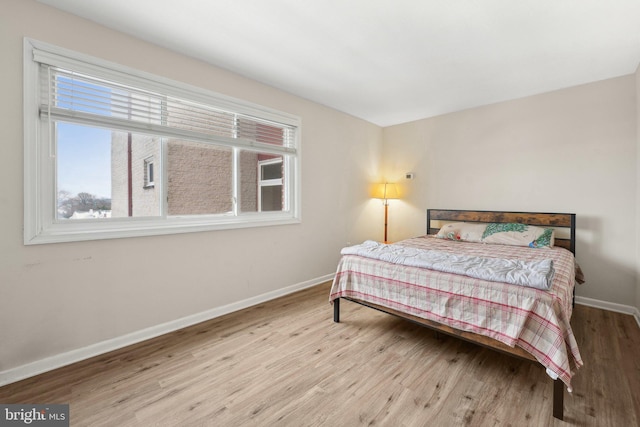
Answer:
[1,281,639,426]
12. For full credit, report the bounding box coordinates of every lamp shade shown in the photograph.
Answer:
[372,182,399,200]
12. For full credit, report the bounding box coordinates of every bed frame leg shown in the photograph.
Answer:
[553,379,564,420]
[333,298,340,323]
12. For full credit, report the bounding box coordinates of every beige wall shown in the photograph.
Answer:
[383,76,637,306]
[0,0,382,375]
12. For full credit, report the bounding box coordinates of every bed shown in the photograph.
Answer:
[329,209,583,420]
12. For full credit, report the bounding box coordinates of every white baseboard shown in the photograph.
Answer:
[575,296,640,328]
[0,274,334,387]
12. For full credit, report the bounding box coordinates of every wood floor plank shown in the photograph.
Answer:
[1,281,639,426]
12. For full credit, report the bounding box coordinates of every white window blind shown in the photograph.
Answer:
[38,65,297,156]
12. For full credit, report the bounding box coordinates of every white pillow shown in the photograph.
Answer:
[435,222,487,242]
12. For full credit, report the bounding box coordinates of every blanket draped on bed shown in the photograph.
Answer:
[341,240,555,290]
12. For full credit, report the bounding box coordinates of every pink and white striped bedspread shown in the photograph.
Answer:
[329,236,583,388]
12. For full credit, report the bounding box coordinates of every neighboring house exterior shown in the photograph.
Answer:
[110,132,283,218]
[111,132,162,217]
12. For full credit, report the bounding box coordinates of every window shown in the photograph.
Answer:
[258,158,283,212]
[24,39,301,244]
[144,157,155,188]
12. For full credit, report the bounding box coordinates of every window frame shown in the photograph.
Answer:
[24,38,301,245]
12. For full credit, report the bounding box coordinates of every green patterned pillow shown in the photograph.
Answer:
[482,223,555,248]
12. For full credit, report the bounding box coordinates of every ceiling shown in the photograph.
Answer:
[39,0,640,127]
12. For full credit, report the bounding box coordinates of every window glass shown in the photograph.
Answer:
[261,162,282,180]
[260,185,283,212]
[167,140,233,216]
[56,123,162,219]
